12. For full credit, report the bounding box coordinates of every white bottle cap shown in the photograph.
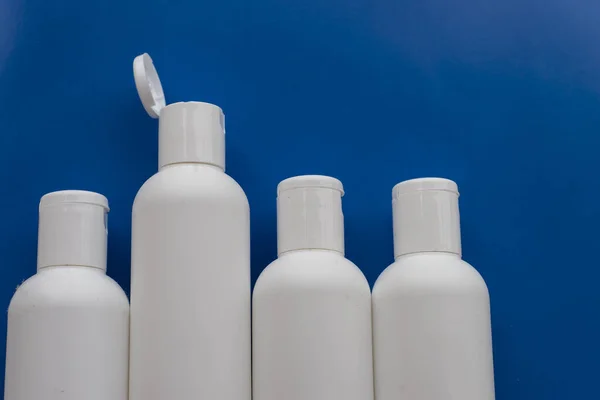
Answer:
[37,190,109,271]
[392,177,462,258]
[277,175,345,256]
[133,53,226,170]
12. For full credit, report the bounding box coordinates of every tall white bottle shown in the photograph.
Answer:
[129,54,251,400]
[4,190,129,400]
[372,178,495,400]
[253,175,374,400]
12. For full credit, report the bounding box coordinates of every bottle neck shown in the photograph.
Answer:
[393,189,462,258]
[394,251,461,261]
[38,265,107,273]
[158,161,224,172]
[158,102,225,170]
[37,202,108,271]
[277,187,345,256]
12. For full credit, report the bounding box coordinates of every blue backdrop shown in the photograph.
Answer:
[1,0,599,398]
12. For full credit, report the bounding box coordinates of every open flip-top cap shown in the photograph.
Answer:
[133,53,166,118]
[133,53,226,170]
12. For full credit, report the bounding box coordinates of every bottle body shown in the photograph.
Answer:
[372,252,495,400]
[4,266,130,400]
[129,164,251,400]
[253,249,373,400]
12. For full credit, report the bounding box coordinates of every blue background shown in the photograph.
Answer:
[1,0,599,398]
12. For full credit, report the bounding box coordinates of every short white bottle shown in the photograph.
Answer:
[4,190,129,400]
[372,178,495,400]
[129,54,251,400]
[253,175,374,400]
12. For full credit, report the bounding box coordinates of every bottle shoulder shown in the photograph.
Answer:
[135,164,248,207]
[373,253,488,297]
[9,267,129,313]
[254,250,370,295]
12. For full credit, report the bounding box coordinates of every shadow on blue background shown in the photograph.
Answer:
[1,0,599,398]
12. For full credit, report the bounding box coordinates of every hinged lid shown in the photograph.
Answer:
[133,53,166,118]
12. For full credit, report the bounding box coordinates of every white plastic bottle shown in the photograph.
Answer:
[129,54,251,400]
[4,190,129,400]
[372,178,495,400]
[253,175,374,400]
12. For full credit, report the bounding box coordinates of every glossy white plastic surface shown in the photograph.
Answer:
[253,177,373,400]
[373,178,495,400]
[130,53,250,400]
[5,192,129,400]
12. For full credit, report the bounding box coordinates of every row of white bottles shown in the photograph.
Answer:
[4,177,495,400]
[4,52,495,400]
[4,53,252,400]
[252,176,495,400]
